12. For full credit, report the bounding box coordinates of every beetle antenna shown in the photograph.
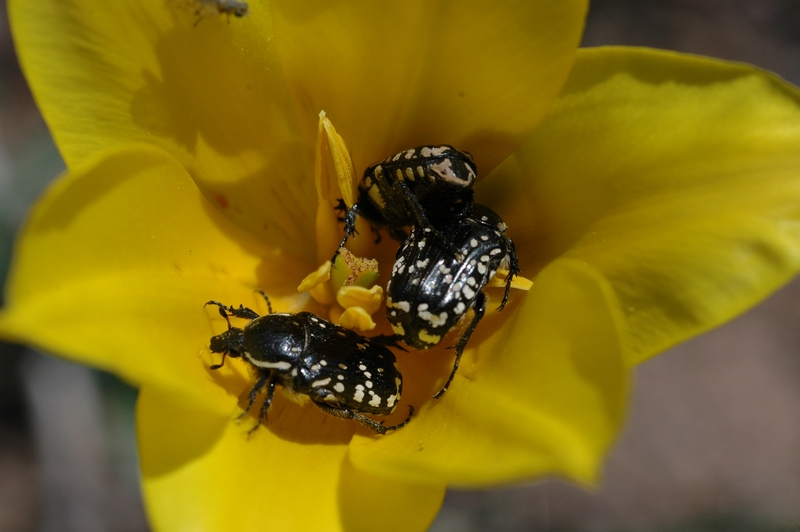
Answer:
[210,352,227,370]
[255,290,273,314]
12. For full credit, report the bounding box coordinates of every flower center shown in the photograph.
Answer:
[297,111,386,331]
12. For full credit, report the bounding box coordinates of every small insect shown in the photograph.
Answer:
[172,0,249,25]
[333,145,477,262]
[205,293,413,434]
[385,204,520,398]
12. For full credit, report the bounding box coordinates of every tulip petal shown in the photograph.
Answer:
[138,386,445,532]
[0,144,309,410]
[349,259,629,487]
[270,0,588,173]
[9,0,316,257]
[481,47,800,365]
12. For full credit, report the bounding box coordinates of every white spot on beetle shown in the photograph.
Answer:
[470,239,478,248]
[359,364,367,371]
[311,378,331,388]
[418,309,449,326]
[245,358,292,370]
[365,380,373,389]
[333,382,345,393]
[388,300,411,312]
[462,285,476,299]
[369,394,382,407]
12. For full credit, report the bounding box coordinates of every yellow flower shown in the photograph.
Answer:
[3,1,800,531]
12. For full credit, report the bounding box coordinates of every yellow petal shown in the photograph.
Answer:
[138,386,445,532]
[270,0,588,173]
[482,47,800,365]
[0,144,308,410]
[349,259,630,487]
[10,0,316,258]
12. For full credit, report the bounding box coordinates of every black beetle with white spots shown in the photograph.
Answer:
[385,203,520,398]
[333,145,477,262]
[205,292,413,434]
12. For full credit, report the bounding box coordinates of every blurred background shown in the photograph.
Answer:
[1,1,799,531]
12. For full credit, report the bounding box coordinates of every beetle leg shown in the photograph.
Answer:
[497,237,521,311]
[394,180,432,229]
[370,223,383,244]
[395,180,464,259]
[331,203,361,264]
[247,377,276,435]
[312,403,413,435]
[333,198,348,222]
[382,405,415,432]
[205,300,260,321]
[433,291,486,399]
[209,352,227,370]
[238,372,270,422]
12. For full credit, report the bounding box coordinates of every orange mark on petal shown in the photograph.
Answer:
[212,192,229,210]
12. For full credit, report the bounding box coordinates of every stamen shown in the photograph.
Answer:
[337,285,384,315]
[297,261,335,305]
[315,110,356,207]
[330,248,379,289]
[338,306,378,331]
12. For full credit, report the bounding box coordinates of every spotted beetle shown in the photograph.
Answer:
[333,145,477,262]
[385,204,520,398]
[205,293,413,434]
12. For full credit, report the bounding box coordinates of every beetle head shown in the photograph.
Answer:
[209,327,245,369]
